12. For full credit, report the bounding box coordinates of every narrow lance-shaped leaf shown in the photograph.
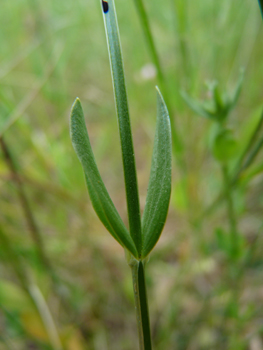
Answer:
[70,98,138,258]
[141,87,172,258]
[101,0,142,255]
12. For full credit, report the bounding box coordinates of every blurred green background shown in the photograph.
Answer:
[1,0,263,349]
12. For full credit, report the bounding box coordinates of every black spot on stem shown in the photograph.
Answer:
[102,1,109,13]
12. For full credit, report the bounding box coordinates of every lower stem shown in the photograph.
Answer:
[130,259,152,350]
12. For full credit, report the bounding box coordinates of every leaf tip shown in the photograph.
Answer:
[155,86,164,101]
[72,97,81,109]
[70,97,82,119]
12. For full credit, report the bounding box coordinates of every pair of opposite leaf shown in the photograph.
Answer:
[70,0,171,260]
[70,88,171,260]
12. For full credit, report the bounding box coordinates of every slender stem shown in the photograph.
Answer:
[233,135,263,182]
[130,259,152,350]
[222,164,239,259]
[232,109,263,181]
[102,0,142,253]
[28,283,63,350]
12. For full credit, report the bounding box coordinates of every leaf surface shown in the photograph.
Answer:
[70,98,138,257]
[141,88,172,257]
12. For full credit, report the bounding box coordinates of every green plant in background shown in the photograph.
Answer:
[182,74,244,260]
[70,0,171,349]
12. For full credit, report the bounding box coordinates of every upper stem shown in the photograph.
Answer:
[102,0,142,254]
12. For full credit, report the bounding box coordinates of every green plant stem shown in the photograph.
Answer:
[130,260,152,350]
[103,0,142,252]
[132,0,184,165]
[233,135,263,183]
[222,164,238,259]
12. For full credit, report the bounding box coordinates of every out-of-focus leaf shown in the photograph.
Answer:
[101,0,142,255]
[212,129,238,162]
[0,280,32,312]
[61,327,85,350]
[70,98,138,258]
[181,91,214,120]
[21,310,48,341]
[141,88,172,258]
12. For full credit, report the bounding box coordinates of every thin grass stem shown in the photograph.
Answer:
[233,109,263,180]
[0,136,52,273]
[132,0,184,165]
[172,0,191,82]
[28,283,63,350]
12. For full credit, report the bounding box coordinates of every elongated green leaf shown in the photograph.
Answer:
[70,98,138,258]
[141,88,172,258]
[101,0,142,255]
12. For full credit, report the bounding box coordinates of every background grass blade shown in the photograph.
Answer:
[101,0,142,255]
[141,87,172,258]
[70,98,138,257]
[132,0,184,163]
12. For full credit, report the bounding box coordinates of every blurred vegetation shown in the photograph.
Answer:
[0,0,263,349]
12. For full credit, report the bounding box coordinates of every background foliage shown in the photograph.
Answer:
[0,0,263,349]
